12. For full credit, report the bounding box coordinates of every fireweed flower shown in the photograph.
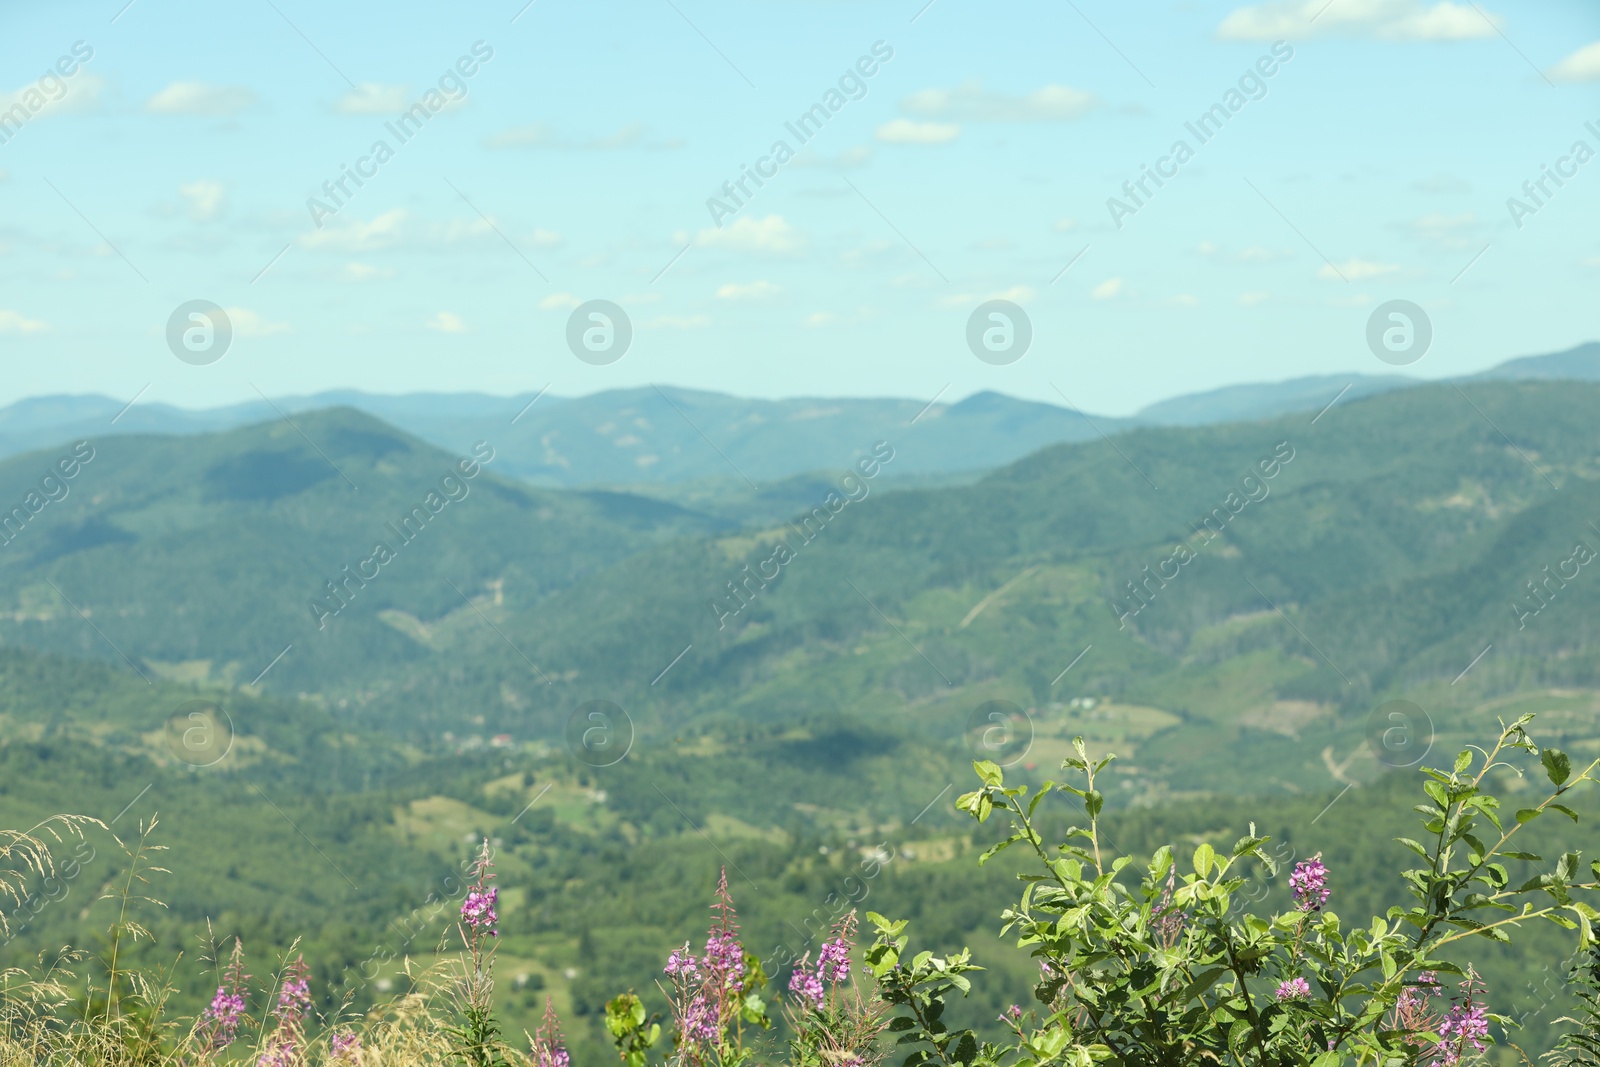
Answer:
[704,930,746,989]
[788,957,825,1008]
[461,887,499,936]
[1275,977,1311,1002]
[202,987,247,1049]
[532,998,571,1067]
[202,937,252,1049]
[329,1031,361,1060]
[1290,854,1330,911]
[1432,970,1491,1066]
[664,942,700,980]
[817,937,851,983]
[682,995,720,1043]
[257,956,311,1067]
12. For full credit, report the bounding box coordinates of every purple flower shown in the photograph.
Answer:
[257,1040,297,1067]
[202,987,247,1049]
[1003,1005,1022,1022]
[788,957,825,1009]
[817,937,851,983]
[1275,977,1311,1002]
[1397,972,1442,1014]
[1290,854,1330,911]
[704,930,746,989]
[533,998,571,1067]
[682,995,720,1043]
[461,887,499,936]
[330,1031,361,1059]
[273,958,311,1028]
[1432,970,1491,1066]
[664,942,701,980]
[257,956,310,1067]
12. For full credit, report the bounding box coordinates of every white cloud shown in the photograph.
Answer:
[875,119,960,145]
[426,311,468,334]
[297,209,554,254]
[1090,277,1124,301]
[647,314,712,330]
[1054,218,1077,232]
[939,285,1034,309]
[1218,0,1498,41]
[538,292,582,311]
[716,280,781,301]
[224,308,289,338]
[0,73,104,118]
[1319,258,1398,281]
[901,81,1098,122]
[790,145,874,169]
[485,122,644,150]
[1238,291,1271,306]
[146,81,257,116]
[805,311,837,327]
[1169,294,1200,307]
[1550,41,1600,83]
[179,180,225,221]
[299,209,407,252]
[0,310,49,334]
[693,215,803,255]
[335,83,411,114]
[341,262,394,282]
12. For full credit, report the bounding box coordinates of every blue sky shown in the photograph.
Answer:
[1,0,1598,416]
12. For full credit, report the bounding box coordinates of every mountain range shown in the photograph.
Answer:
[7,341,1596,499]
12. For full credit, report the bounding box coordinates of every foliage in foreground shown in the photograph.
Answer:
[4,717,1600,1067]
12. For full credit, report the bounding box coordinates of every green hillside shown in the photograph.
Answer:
[5,382,1600,804]
[258,380,1600,801]
[0,410,726,695]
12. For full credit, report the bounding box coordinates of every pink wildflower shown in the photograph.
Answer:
[1290,854,1331,911]
[1275,977,1311,1002]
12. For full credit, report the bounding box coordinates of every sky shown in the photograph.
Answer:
[1,0,1598,417]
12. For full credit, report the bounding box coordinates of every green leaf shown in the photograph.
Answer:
[974,760,1003,788]
[1232,826,1269,859]
[1550,803,1580,822]
[1194,843,1216,879]
[1454,750,1472,774]
[1084,789,1104,820]
[1541,747,1572,787]
[1396,838,1431,859]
